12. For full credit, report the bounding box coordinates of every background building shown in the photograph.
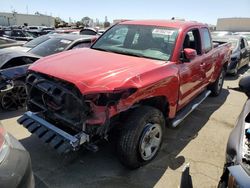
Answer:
[0,12,55,27]
[216,17,250,32]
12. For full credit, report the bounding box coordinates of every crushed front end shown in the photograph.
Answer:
[218,100,250,188]
[18,71,135,154]
[18,72,92,154]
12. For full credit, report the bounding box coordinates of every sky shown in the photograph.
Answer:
[1,0,250,24]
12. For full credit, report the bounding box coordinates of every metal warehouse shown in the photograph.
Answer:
[0,12,55,27]
[216,17,250,32]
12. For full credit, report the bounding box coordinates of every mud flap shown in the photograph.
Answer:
[18,111,89,154]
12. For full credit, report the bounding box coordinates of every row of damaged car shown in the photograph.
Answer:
[211,32,250,76]
[0,31,100,188]
[0,33,99,111]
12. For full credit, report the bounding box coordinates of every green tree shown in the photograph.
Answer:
[104,21,110,28]
[55,17,62,28]
[81,16,91,27]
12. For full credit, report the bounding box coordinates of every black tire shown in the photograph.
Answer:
[232,62,239,76]
[117,106,165,169]
[0,80,27,110]
[209,68,225,97]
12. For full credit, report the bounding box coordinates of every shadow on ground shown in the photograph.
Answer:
[225,65,250,81]
[19,89,229,188]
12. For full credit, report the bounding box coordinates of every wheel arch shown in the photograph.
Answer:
[136,96,169,118]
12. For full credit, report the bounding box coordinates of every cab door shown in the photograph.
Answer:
[199,28,217,85]
[178,29,205,110]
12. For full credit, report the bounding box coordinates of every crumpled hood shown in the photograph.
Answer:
[29,48,167,94]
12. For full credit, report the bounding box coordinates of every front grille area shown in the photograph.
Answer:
[26,72,90,132]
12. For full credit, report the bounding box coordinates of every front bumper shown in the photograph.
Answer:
[0,134,34,188]
[18,111,89,154]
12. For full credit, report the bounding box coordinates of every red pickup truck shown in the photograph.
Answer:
[18,20,231,169]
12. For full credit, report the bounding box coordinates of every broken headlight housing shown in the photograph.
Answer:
[85,88,137,106]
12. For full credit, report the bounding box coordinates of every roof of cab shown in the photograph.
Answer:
[120,20,206,30]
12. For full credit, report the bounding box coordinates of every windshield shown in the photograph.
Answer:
[23,31,35,38]
[228,39,238,49]
[29,38,73,57]
[92,24,178,61]
[24,35,51,48]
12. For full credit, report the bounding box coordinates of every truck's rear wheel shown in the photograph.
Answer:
[117,106,165,169]
[232,62,239,76]
[209,68,225,97]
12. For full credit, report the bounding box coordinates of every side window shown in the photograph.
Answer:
[183,29,202,55]
[201,28,212,53]
[80,29,97,35]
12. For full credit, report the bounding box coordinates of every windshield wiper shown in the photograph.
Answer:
[92,48,166,61]
[112,50,144,58]
[92,48,113,53]
[92,48,144,57]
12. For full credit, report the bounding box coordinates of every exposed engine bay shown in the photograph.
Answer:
[26,72,90,133]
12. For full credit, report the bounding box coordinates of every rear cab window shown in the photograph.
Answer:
[200,28,212,53]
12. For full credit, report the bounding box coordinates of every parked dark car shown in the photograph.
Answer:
[26,26,55,37]
[3,34,54,52]
[234,32,250,45]
[218,76,250,188]
[213,35,250,75]
[0,37,26,49]
[0,29,34,41]
[0,123,34,188]
[0,34,97,110]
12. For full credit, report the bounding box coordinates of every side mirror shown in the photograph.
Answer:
[183,48,197,60]
[239,76,250,98]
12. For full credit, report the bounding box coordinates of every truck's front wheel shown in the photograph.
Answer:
[117,106,165,169]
